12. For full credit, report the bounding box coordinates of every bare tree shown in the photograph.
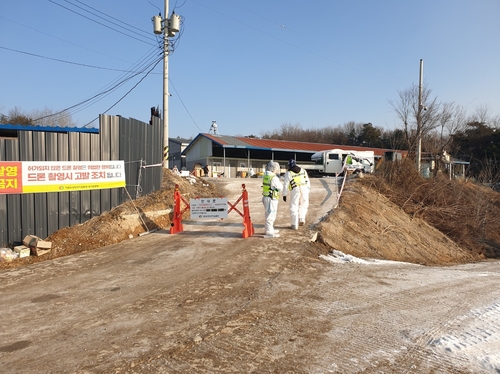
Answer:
[491,114,500,130]
[424,102,467,176]
[0,106,77,127]
[390,85,441,153]
[324,126,348,145]
[472,104,491,124]
[381,128,407,150]
[5,107,33,125]
[31,107,77,127]
[468,105,500,131]
[261,121,402,150]
[390,89,412,145]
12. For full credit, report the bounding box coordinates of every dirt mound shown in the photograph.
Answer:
[317,178,480,265]
[0,170,221,269]
[367,161,500,259]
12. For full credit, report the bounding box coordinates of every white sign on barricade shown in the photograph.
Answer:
[170,183,254,238]
[190,198,228,219]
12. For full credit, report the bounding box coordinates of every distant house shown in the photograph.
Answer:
[168,137,191,170]
[182,133,403,178]
[442,152,470,180]
[420,151,470,179]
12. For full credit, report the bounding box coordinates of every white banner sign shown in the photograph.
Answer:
[190,198,228,219]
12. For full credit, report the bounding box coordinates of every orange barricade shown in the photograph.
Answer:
[169,183,254,238]
[227,184,255,238]
[169,184,190,234]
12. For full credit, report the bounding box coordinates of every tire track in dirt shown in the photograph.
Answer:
[108,223,325,373]
[299,261,500,373]
[385,267,500,374]
[406,301,500,373]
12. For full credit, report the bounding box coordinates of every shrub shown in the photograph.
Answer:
[365,159,500,258]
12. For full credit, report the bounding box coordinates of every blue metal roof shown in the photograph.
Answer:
[0,123,98,134]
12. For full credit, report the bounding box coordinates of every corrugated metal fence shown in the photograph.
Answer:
[0,114,163,247]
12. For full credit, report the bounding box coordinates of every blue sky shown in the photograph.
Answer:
[1,0,499,139]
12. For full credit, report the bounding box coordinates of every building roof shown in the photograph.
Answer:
[449,157,470,165]
[169,136,193,145]
[0,123,98,135]
[184,133,401,157]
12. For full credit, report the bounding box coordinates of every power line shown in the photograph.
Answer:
[83,56,163,127]
[32,51,162,124]
[1,41,163,124]
[66,51,161,119]
[73,0,152,37]
[77,47,162,113]
[0,46,146,73]
[0,15,133,64]
[48,0,155,46]
[2,3,165,128]
[146,0,162,15]
[169,78,202,133]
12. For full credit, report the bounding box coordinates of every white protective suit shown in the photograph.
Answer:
[261,162,283,238]
[282,164,310,229]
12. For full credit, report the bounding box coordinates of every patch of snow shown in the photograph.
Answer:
[320,250,369,264]
[320,250,420,266]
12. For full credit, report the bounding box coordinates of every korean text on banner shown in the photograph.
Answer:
[0,161,126,194]
[190,198,228,219]
[0,162,23,194]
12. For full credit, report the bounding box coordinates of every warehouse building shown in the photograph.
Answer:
[182,133,398,178]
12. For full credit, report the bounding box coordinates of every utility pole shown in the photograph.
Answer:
[163,0,169,169]
[416,59,424,174]
[153,0,181,168]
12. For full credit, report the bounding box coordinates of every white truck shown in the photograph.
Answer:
[303,149,375,177]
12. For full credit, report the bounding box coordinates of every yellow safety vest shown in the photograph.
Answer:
[288,169,307,190]
[262,173,279,199]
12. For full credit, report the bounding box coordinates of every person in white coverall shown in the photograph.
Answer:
[261,161,283,238]
[282,159,310,230]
